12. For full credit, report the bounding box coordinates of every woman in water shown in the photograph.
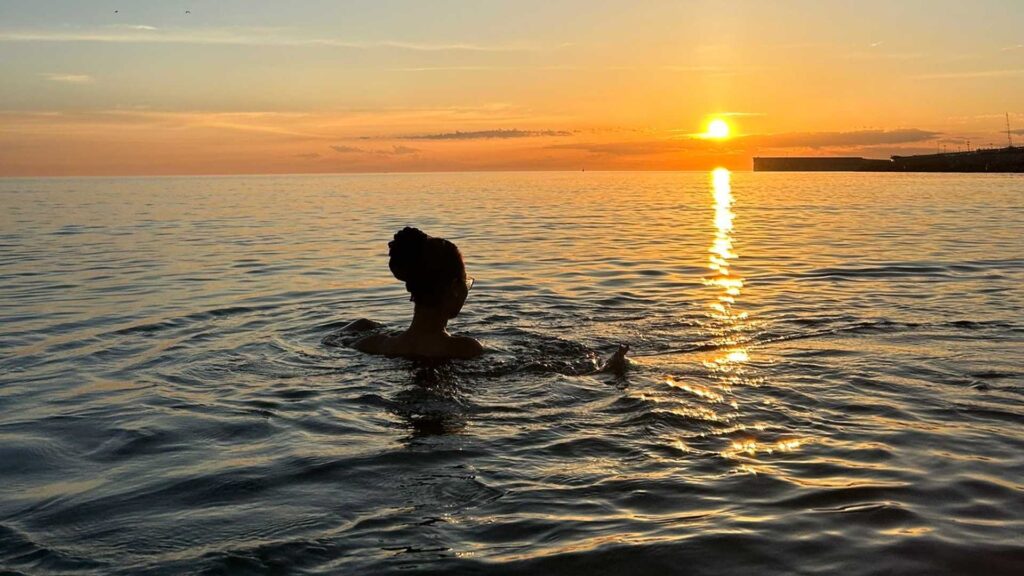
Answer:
[350,227,629,371]
[351,227,482,359]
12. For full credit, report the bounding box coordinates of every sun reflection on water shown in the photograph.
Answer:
[701,170,813,464]
[724,438,807,458]
[704,168,748,364]
[649,169,810,466]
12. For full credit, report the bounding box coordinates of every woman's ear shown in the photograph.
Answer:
[446,279,466,318]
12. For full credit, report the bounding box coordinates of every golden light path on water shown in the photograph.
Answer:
[702,168,807,463]
[704,168,748,367]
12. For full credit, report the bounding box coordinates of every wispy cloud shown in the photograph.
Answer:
[737,128,940,148]
[1001,44,1024,51]
[0,105,558,142]
[913,69,1024,80]
[387,65,589,72]
[293,152,321,159]
[547,128,943,158]
[387,66,506,72]
[404,129,573,140]
[546,140,698,156]
[660,65,753,75]
[846,51,924,60]
[851,145,945,158]
[389,64,744,74]
[945,112,1024,125]
[382,145,419,155]
[0,28,540,52]
[660,65,729,72]
[331,144,420,155]
[330,145,363,154]
[38,73,94,84]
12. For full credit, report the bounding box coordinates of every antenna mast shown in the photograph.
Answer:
[1008,112,1014,148]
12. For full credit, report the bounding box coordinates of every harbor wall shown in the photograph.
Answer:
[754,147,1024,172]
[753,157,894,171]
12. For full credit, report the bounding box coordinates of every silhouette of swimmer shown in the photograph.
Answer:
[347,226,631,372]
[351,227,482,359]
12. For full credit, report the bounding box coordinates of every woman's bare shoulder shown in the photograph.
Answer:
[449,336,484,359]
[349,330,481,360]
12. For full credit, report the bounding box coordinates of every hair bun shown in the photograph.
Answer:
[388,226,429,282]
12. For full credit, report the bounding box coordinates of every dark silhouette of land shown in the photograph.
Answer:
[755,145,1024,172]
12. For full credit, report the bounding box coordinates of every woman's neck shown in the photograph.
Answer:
[406,305,450,336]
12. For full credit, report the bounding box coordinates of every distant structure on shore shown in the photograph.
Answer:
[757,116,1023,172]
[754,145,1024,173]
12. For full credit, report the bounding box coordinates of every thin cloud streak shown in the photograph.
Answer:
[0,28,543,52]
[736,128,941,148]
[913,69,1024,80]
[330,145,362,154]
[546,140,699,156]
[331,144,420,155]
[660,65,756,75]
[845,51,925,60]
[39,73,94,84]
[549,128,942,157]
[389,64,749,74]
[387,66,506,72]
[386,65,586,72]
[405,129,573,140]
[0,105,562,136]
[381,145,419,156]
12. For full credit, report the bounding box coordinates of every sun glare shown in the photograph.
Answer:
[706,119,731,139]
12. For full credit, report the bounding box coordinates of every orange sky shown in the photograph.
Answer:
[1,1,1022,176]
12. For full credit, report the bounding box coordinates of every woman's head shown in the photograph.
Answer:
[388,227,469,318]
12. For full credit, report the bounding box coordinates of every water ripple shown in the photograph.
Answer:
[0,172,1022,574]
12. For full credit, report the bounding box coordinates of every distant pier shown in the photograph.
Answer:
[754,146,1024,173]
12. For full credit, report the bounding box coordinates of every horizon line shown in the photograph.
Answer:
[0,167,760,180]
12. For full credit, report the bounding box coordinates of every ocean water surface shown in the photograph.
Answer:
[1,171,1022,574]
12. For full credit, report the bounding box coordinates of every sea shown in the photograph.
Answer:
[0,171,1021,575]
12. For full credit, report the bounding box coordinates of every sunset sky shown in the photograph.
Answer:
[2,0,1023,176]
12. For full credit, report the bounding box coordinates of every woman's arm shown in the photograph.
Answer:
[352,332,389,355]
[344,318,384,332]
[324,319,387,349]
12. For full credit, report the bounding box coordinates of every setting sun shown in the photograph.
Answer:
[706,119,731,139]
[1,3,1023,574]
